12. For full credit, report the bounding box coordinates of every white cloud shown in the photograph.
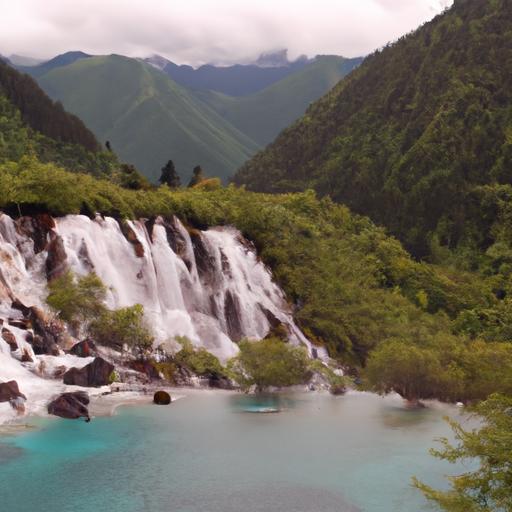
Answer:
[0,0,453,65]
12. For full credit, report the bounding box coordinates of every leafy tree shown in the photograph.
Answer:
[46,270,106,334]
[227,338,310,391]
[365,339,452,404]
[188,165,205,187]
[89,304,154,351]
[159,159,181,188]
[413,394,512,511]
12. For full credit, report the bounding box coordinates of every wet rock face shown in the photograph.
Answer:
[63,357,115,387]
[46,233,68,280]
[190,231,216,284]
[224,291,244,342]
[153,390,171,405]
[48,391,90,420]
[1,328,18,351]
[17,214,55,254]
[69,339,96,358]
[119,220,144,258]
[0,380,26,402]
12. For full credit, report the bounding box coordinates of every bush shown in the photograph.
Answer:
[89,304,154,351]
[46,270,106,334]
[174,337,225,377]
[227,338,310,392]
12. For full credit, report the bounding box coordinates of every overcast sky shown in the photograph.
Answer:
[0,0,453,66]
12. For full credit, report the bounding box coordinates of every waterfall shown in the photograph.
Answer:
[0,213,324,361]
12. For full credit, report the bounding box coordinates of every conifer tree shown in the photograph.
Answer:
[188,165,205,187]
[159,159,181,188]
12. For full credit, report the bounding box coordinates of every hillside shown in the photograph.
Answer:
[196,56,362,146]
[38,55,259,182]
[234,0,512,259]
[0,59,116,176]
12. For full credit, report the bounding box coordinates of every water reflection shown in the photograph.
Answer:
[229,393,299,413]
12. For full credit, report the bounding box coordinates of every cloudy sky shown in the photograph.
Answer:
[0,0,453,66]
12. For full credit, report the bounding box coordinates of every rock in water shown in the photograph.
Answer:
[0,380,27,402]
[48,391,90,419]
[63,357,115,387]
[153,390,171,405]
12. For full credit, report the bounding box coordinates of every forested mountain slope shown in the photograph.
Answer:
[0,59,115,176]
[235,0,512,259]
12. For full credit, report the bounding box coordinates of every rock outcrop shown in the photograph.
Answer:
[47,391,90,419]
[63,357,115,387]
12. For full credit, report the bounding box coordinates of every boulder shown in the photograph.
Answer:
[1,328,18,351]
[69,339,96,358]
[47,391,90,420]
[153,390,171,405]
[0,380,26,402]
[63,357,115,387]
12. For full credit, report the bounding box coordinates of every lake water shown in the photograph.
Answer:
[0,391,469,512]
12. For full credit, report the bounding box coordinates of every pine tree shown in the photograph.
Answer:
[188,165,205,187]
[159,160,181,188]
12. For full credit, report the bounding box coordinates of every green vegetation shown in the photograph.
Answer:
[46,271,106,334]
[414,394,512,511]
[366,338,512,404]
[174,337,225,377]
[228,338,310,391]
[46,270,152,350]
[195,56,362,146]
[37,55,259,182]
[89,304,154,351]
[235,0,512,262]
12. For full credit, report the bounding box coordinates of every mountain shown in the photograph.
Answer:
[196,55,363,146]
[19,51,92,78]
[8,54,44,66]
[234,0,512,258]
[145,51,313,97]
[37,54,259,182]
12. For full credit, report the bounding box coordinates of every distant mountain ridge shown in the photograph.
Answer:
[144,50,316,97]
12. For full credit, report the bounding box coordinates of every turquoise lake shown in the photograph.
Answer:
[0,391,469,512]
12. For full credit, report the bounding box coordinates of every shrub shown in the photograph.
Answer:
[89,304,154,351]
[174,337,225,377]
[46,270,106,334]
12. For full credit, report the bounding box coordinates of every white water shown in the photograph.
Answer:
[0,212,323,423]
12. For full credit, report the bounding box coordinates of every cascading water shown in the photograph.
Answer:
[0,212,324,423]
